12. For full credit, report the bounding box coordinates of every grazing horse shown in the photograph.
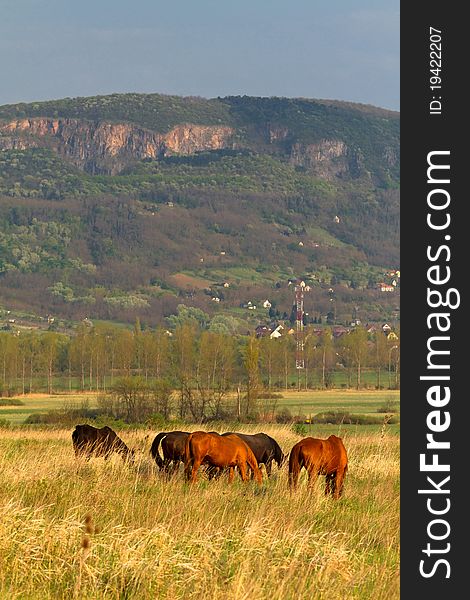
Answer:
[150,431,189,475]
[288,435,348,498]
[184,431,262,484]
[72,424,134,462]
[222,432,285,476]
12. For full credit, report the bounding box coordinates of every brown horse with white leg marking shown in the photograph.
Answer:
[184,431,262,484]
[288,435,348,498]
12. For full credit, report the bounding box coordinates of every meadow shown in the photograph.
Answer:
[0,415,399,599]
[0,389,400,426]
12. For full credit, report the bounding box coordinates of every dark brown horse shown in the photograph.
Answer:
[184,431,262,484]
[72,424,134,462]
[150,431,189,475]
[222,432,285,476]
[288,435,348,498]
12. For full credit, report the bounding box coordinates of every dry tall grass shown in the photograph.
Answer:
[0,425,399,599]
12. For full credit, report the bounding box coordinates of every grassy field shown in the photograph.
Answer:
[0,393,100,426]
[0,390,400,426]
[266,389,399,415]
[0,423,399,599]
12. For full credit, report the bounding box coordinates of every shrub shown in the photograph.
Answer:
[276,408,294,424]
[313,411,399,425]
[377,397,399,413]
[0,398,25,406]
[293,423,308,436]
[257,391,284,400]
[24,407,103,426]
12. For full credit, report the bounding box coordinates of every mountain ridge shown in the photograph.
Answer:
[0,93,399,328]
[0,93,399,181]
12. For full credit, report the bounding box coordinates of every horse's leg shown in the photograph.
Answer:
[237,461,248,481]
[190,459,202,483]
[238,461,250,481]
[325,473,335,496]
[307,465,319,490]
[334,468,346,499]
[227,467,235,482]
[265,460,272,478]
[168,461,179,477]
[184,458,193,481]
[162,458,170,475]
[207,465,218,480]
[288,462,300,490]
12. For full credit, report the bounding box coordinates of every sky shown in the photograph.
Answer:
[0,0,399,110]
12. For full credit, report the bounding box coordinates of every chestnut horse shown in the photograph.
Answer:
[288,435,348,498]
[72,424,134,462]
[184,431,262,484]
[150,431,189,475]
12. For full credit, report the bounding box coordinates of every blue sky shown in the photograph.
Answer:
[0,0,399,110]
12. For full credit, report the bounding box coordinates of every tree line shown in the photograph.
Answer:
[0,321,400,420]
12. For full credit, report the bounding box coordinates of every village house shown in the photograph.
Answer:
[378,282,395,292]
[255,325,270,338]
[332,326,349,338]
[270,324,284,339]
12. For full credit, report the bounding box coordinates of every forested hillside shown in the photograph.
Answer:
[0,94,399,330]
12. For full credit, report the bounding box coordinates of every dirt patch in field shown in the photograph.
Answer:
[169,273,213,289]
[12,392,100,399]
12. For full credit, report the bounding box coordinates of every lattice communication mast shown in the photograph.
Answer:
[295,280,306,369]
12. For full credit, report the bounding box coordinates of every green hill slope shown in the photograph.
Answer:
[0,93,399,328]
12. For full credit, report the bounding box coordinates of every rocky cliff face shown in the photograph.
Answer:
[0,115,395,180]
[288,139,351,179]
[0,118,235,174]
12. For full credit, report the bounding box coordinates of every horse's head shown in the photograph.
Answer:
[123,447,136,464]
[277,452,288,468]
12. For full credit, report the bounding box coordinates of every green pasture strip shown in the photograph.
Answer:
[276,390,400,415]
[0,390,399,426]
[0,394,98,425]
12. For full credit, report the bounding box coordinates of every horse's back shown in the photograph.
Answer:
[293,436,346,471]
[326,435,348,469]
[72,423,124,457]
[222,431,278,463]
[189,431,251,466]
[163,431,190,457]
[73,423,98,445]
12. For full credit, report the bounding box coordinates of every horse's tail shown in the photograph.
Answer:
[246,447,262,484]
[150,432,167,469]
[288,444,302,489]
